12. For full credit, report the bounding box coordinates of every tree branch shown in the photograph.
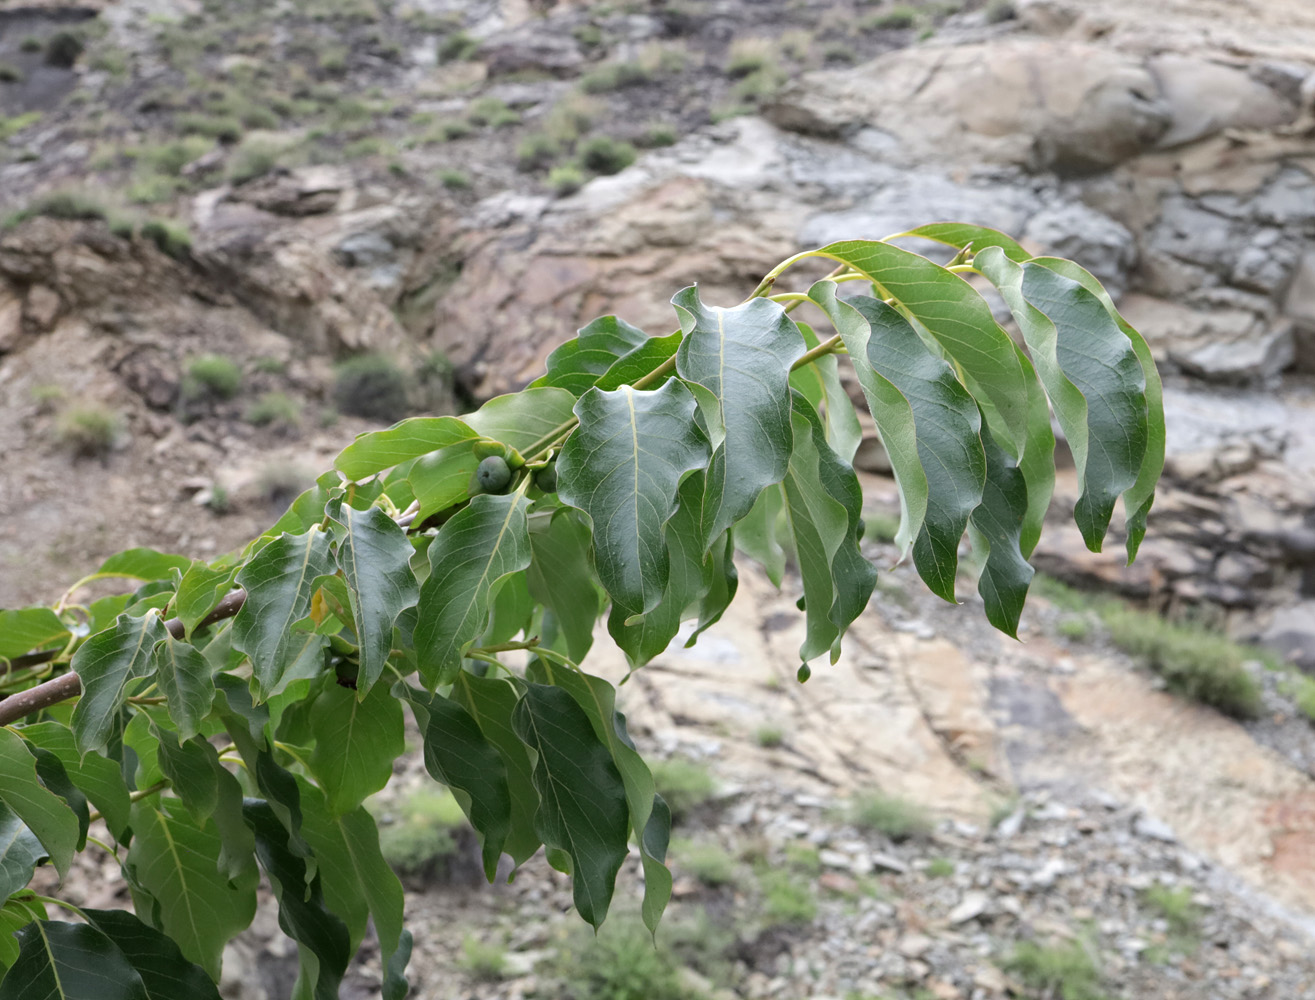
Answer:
[0,589,248,726]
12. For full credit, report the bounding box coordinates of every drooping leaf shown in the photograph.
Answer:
[0,728,78,878]
[513,682,630,928]
[29,748,89,850]
[533,315,652,397]
[125,799,258,980]
[1032,256,1164,561]
[481,572,533,646]
[69,612,167,756]
[557,381,709,620]
[672,287,804,547]
[81,908,222,1000]
[96,549,193,584]
[173,564,237,638]
[308,681,405,816]
[0,801,44,898]
[734,486,787,586]
[413,492,533,688]
[687,530,739,646]
[150,633,213,741]
[242,800,351,1000]
[335,415,479,481]
[20,723,130,841]
[790,321,862,462]
[152,729,218,822]
[967,408,1034,638]
[0,608,69,662]
[1004,344,1055,558]
[326,501,419,695]
[232,527,335,699]
[0,921,148,1000]
[526,509,601,663]
[976,247,1148,551]
[813,239,1032,455]
[402,686,512,880]
[383,930,413,1000]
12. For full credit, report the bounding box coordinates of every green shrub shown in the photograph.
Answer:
[1100,605,1261,718]
[754,725,784,748]
[1004,940,1106,1000]
[5,190,106,228]
[578,135,636,175]
[45,31,85,68]
[20,37,43,54]
[549,916,695,1000]
[0,112,42,141]
[204,484,230,515]
[139,219,191,260]
[227,136,285,184]
[650,758,716,822]
[318,45,349,76]
[126,173,178,205]
[437,31,479,63]
[438,168,470,190]
[177,112,243,143]
[516,132,561,171]
[0,64,24,84]
[572,23,603,48]
[709,102,754,124]
[863,511,900,542]
[30,384,65,414]
[864,5,919,29]
[184,355,242,401]
[1056,616,1091,642]
[851,790,933,841]
[89,47,129,76]
[375,787,466,876]
[759,870,817,926]
[673,839,738,887]
[579,61,650,93]
[333,353,409,422]
[1143,884,1200,937]
[458,935,507,981]
[544,93,600,145]
[253,356,286,375]
[733,66,788,104]
[56,406,123,458]
[139,136,213,176]
[1283,673,1315,722]
[782,842,821,875]
[925,857,955,878]
[548,163,585,196]
[467,96,518,128]
[726,38,773,78]
[640,123,678,148]
[245,391,302,430]
[423,118,473,143]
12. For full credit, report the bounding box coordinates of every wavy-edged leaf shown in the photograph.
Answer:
[173,564,237,638]
[782,393,876,663]
[527,661,672,934]
[968,407,1034,638]
[482,572,533,646]
[150,633,213,742]
[1032,256,1164,561]
[790,321,862,463]
[897,222,1030,263]
[813,239,1032,455]
[0,802,44,898]
[1006,344,1055,558]
[153,729,217,822]
[0,898,43,975]
[672,287,804,547]
[22,723,131,840]
[383,930,413,1000]
[308,681,405,816]
[232,527,335,699]
[96,549,192,584]
[29,748,88,850]
[688,530,739,646]
[402,686,511,880]
[126,799,258,980]
[243,800,350,1000]
[335,415,479,481]
[533,315,651,397]
[557,380,709,620]
[595,330,682,392]
[81,908,222,1000]
[976,247,1147,551]
[451,672,541,870]
[0,608,69,662]
[734,486,787,587]
[413,492,532,688]
[526,508,601,663]
[0,729,78,878]
[326,501,419,695]
[0,920,148,1000]
[512,683,630,928]
[68,612,165,756]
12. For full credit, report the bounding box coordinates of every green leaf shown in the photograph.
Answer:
[450,672,541,870]
[0,921,148,1000]
[298,780,405,967]
[734,485,787,587]
[594,330,682,392]
[557,380,709,619]
[976,248,1148,550]
[687,530,738,646]
[383,930,413,1000]
[790,321,862,462]
[967,407,1034,638]
[526,662,671,934]
[173,564,237,638]
[781,394,876,663]
[897,222,1030,262]
[152,729,218,822]
[29,748,89,850]
[96,549,192,583]
[482,572,533,646]
[1031,256,1164,561]
[0,608,69,662]
[81,908,222,1000]
[326,502,419,695]
[512,683,630,929]
[1004,344,1055,558]
[265,473,339,537]
[0,729,78,878]
[67,612,165,756]
[672,287,804,547]
[0,802,44,898]
[533,315,652,397]
[413,492,532,688]
[232,527,335,699]
[308,681,405,815]
[814,239,1032,455]
[526,509,601,663]
[243,800,351,1000]
[0,899,41,974]
[21,724,130,841]
[150,634,213,741]
[403,686,512,880]
[335,415,479,480]
[125,799,258,980]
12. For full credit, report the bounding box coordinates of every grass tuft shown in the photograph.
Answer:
[1004,939,1106,1000]
[851,790,933,841]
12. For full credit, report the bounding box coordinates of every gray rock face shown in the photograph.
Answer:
[480,30,583,78]
[1022,202,1136,294]
[1150,54,1298,149]
[1169,321,1296,383]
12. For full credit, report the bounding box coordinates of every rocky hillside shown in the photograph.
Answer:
[2,0,1315,997]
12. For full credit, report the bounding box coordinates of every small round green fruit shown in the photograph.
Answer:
[534,463,558,493]
[475,455,513,494]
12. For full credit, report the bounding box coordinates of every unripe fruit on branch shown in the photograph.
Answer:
[474,455,513,494]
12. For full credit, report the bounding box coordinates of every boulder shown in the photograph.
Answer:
[1150,55,1297,149]
[481,30,583,78]
[23,283,60,331]
[1169,321,1295,384]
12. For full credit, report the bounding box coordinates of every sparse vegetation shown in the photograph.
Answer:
[245,391,302,430]
[467,96,518,129]
[726,37,774,78]
[550,916,696,1000]
[1282,673,1315,722]
[754,724,784,748]
[228,136,287,184]
[438,168,471,190]
[548,163,585,196]
[863,5,920,30]
[177,112,243,143]
[437,31,479,64]
[0,64,24,84]
[674,838,738,887]
[44,31,85,68]
[0,112,42,141]
[1144,884,1200,938]
[650,757,717,823]
[1004,939,1107,1000]
[458,935,508,981]
[517,132,562,171]
[139,218,192,260]
[5,190,107,229]
[985,0,1018,23]
[925,857,955,878]
[640,123,678,148]
[56,405,123,459]
[579,61,650,94]
[578,135,636,176]
[333,353,409,422]
[184,355,243,402]
[1056,616,1092,641]
[851,790,933,841]
[782,842,821,875]
[375,786,466,877]
[759,869,817,925]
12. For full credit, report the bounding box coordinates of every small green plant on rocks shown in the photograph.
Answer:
[759,869,817,926]
[548,163,585,196]
[458,935,508,981]
[578,135,636,175]
[245,391,302,430]
[184,354,243,402]
[673,838,738,887]
[333,353,409,422]
[925,857,955,878]
[851,790,933,841]
[1004,939,1107,1000]
[375,787,466,877]
[56,405,123,458]
[651,758,717,823]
